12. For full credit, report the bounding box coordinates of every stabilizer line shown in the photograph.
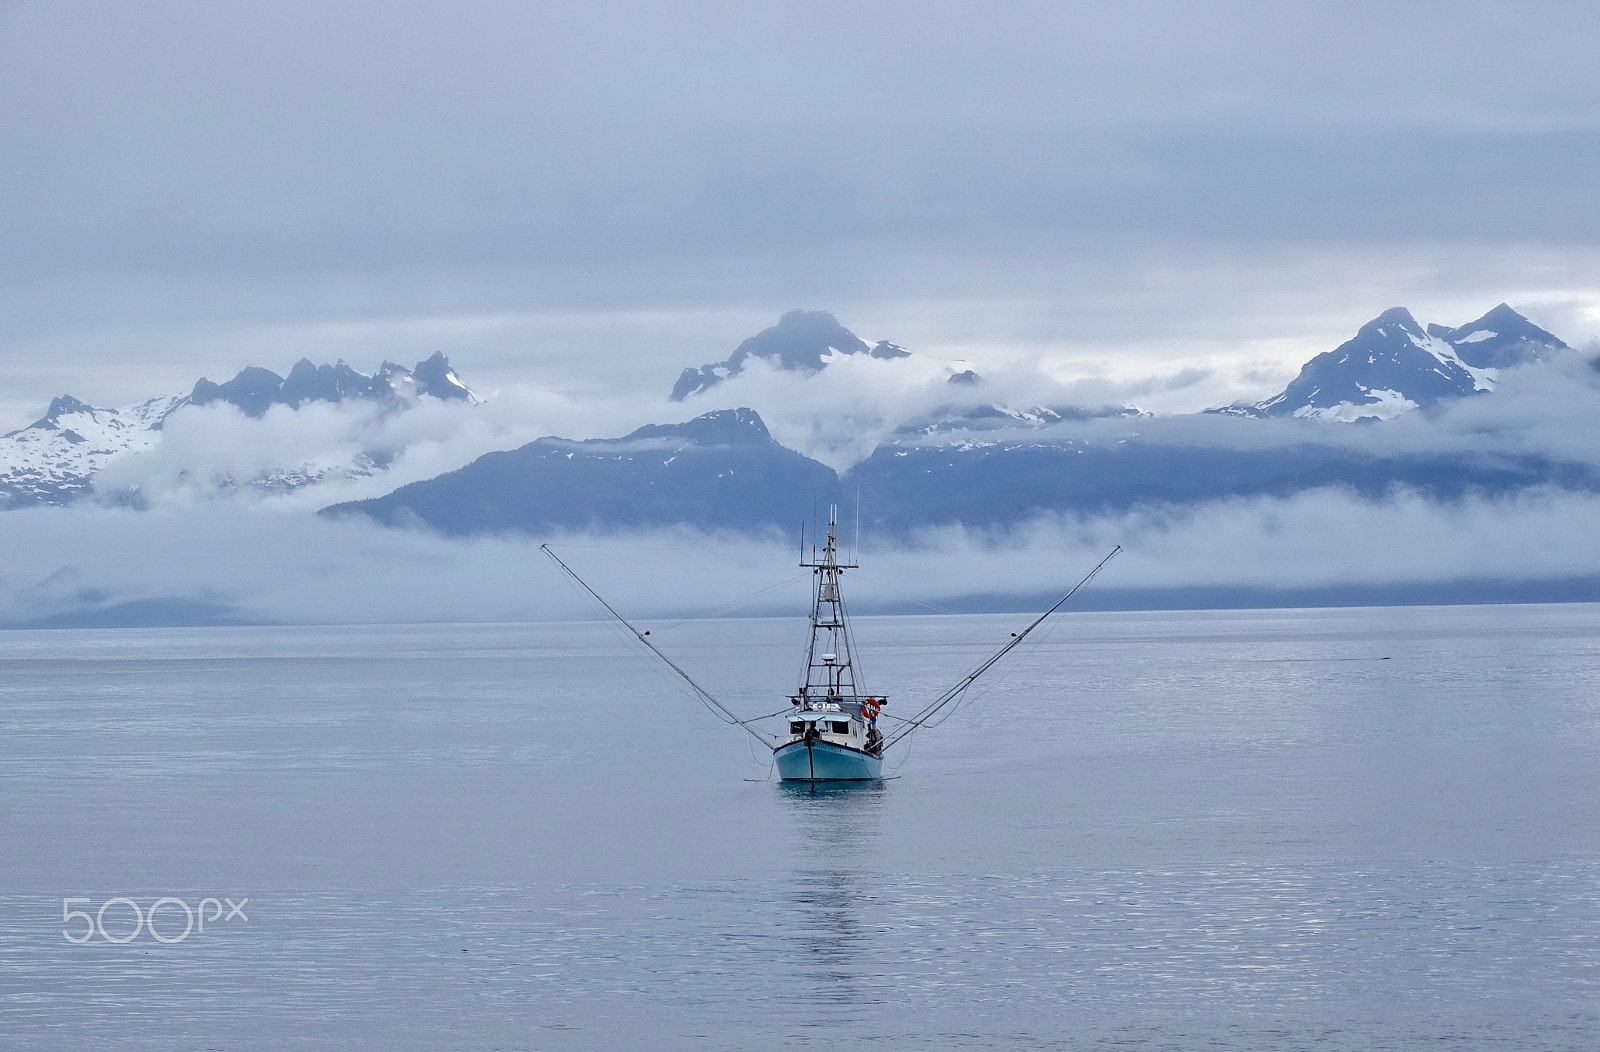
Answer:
[882,545,1122,751]
[541,545,776,747]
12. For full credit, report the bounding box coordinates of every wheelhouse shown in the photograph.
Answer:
[786,706,864,745]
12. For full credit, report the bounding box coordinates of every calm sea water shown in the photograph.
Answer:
[3,604,1600,1049]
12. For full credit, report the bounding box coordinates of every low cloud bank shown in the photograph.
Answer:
[4,482,1600,628]
[47,323,1600,519]
[81,343,1228,505]
[884,348,1600,467]
[5,345,1598,626]
[90,383,667,511]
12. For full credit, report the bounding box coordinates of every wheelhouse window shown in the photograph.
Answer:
[830,721,850,734]
[790,721,805,735]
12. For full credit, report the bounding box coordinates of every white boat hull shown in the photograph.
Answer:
[773,738,883,781]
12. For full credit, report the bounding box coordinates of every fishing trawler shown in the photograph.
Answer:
[772,510,884,781]
[541,520,1119,783]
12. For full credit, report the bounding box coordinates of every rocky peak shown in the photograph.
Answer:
[671,311,913,401]
[623,407,773,446]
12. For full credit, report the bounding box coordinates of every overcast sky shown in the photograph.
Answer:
[5,0,1600,428]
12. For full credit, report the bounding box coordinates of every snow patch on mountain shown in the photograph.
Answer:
[0,355,479,509]
[894,402,1140,443]
[671,310,913,401]
[662,310,1150,468]
[1214,304,1564,421]
[0,396,185,509]
[1293,388,1416,423]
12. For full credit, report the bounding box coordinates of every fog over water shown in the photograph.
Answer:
[0,479,1598,627]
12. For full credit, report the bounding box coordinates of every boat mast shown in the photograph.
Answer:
[797,505,861,708]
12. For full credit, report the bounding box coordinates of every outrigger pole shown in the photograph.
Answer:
[881,545,1123,751]
[541,545,776,747]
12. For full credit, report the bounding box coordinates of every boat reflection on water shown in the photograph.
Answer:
[776,777,889,804]
[777,779,890,1004]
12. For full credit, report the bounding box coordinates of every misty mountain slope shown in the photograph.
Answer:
[320,408,842,536]
[0,354,477,509]
[843,438,1600,533]
[892,402,1141,439]
[671,310,910,400]
[1215,305,1565,421]
[327,389,1600,541]
[665,308,1150,466]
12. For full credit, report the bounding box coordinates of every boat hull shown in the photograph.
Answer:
[773,738,883,781]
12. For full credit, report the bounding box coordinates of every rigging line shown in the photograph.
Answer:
[886,724,918,773]
[747,705,799,722]
[846,567,966,617]
[882,544,1120,748]
[541,545,776,748]
[653,572,811,633]
[549,557,719,716]
[855,543,1120,554]
[882,544,1122,751]
[542,542,780,553]
[940,589,1079,720]
[836,577,868,698]
[545,546,747,732]
[799,566,823,696]
[884,544,1118,745]
[918,605,1071,730]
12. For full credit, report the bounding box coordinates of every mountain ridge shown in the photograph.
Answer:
[1214,304,1565,421]
[0,354,477,509]
[671,309,912,400]
[321,407,839,535]
[322,402,1600,540]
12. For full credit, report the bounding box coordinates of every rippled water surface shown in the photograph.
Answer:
[4,604,1600,1049]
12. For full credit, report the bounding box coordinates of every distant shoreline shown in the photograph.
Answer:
[6,580,1599,630]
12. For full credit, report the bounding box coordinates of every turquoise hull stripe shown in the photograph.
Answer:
[773,739,883,781]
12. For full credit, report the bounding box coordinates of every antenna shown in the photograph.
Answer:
[854,484,861,564]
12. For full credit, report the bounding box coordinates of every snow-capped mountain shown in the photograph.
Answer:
[892,402,1140,441]
[0,353,476,509]
[0,394,186,509]
[319,300,1594,542]
[1424,303,1568,370]
[671,310,911,400]
[1216,305,1566,421]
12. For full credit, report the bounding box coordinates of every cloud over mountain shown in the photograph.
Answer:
[4,302,1600,626]
[0,354,484,510]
